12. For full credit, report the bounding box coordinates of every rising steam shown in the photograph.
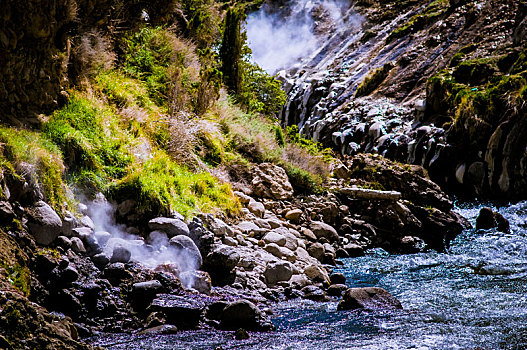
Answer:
[87,197,199,286]
[246,0,358,73]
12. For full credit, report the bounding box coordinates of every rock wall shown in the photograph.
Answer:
[0,0,177,126]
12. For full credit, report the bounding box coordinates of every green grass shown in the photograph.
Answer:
[355,63,395,97]
[386,0,449,43]
[3,263,30,297]
[43,95,134,192]
[0,126,67,211]
[109,150,240,219]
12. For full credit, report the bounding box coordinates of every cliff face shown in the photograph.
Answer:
[0,0,74,125]
[275,0,527,199]
[0,0,177,126]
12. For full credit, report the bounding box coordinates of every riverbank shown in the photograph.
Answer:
[90,200,527,349]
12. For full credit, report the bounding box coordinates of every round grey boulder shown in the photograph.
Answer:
[169,235,203,269]
[149,217,189,238]
[26,201,62,245]
[264,261,293,285]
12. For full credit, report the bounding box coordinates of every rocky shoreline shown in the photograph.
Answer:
[0,154,467,348]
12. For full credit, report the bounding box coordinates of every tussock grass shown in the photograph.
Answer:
[109,151,240,219]
[0,126,67,211]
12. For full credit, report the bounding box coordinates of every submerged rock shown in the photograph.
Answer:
[337,287,402,310]
[476,207,510,233]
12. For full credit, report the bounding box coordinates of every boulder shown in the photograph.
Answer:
[180,270,212,295]
[307,242,325,261]
[70,237,86,253]
[220,299,271,331]
[26,201,62,245]
[91,253,110,269]
[475,207,510,233]
[343,243,365,257]
[330,273,346,285]
[309,221,339,242]
[284,209,303,223]
[149,294,205,329]
[262,231,286,246]
[132,280,163,310]
[475,207,496,230]
[149,217,189,238]
[251,163,294,200]
[202,245,240,286]
[301,285,329,302]
[264,261,293,285]
[104,262,131,282]
[327,284,348,297]
[169,235,203,269]
[235,328,250,340]
[110,245,132,263]
[337,287,403,310]
[247,200,265,218]
[304,264,330,285]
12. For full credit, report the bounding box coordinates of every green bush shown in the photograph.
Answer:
[219,6,286,116]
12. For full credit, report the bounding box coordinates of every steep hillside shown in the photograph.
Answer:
[276,0,527,199]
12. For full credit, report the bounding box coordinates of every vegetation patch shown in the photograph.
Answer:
[355,63,395,97]
[43,95,134,193]
[426,49,527,150]
[109,151,240,219]
[0,126,67,211]
[386,0,449,43]
[2,263,30,297]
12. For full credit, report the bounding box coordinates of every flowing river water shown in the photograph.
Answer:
[91,201,527,349]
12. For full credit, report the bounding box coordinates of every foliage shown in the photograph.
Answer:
[220,7,245,95]
[286,125,335,162]
[43,95,134,193]
[237,61,287,115]
[355,63,394,97]
[108,150,240,219]
[3,263,30,297]
[426,48,527,151]
[180,0,221,48]
[0,126,67,211]
[386,0,449,43]
[219,6,286,116]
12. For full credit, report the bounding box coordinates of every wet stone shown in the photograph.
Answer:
[149,294,205,329]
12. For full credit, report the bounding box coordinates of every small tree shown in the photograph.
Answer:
[219,6,245,95]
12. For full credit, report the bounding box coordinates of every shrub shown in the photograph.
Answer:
[43,95,134,193]
[122,26,201,112]
[219,6,286,116]
[3,263,30,297]
[73,30,116,79]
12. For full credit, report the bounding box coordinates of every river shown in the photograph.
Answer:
[91,201,527,349]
